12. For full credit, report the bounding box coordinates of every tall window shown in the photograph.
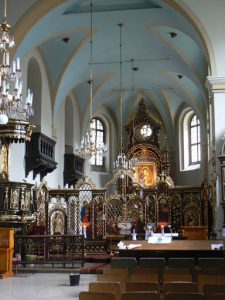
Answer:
[90,118,105,166]
[189,114,201,164]
[181,110,201,170]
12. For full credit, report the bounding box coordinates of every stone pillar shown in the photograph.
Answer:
[206,76,225,236]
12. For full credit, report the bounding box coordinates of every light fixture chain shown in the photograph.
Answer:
[118,23,123,153]
[74,0,107,161]
[131,59,135,145]
[113,24,138,177]
[89,0,93,121]
[4,0,7,20]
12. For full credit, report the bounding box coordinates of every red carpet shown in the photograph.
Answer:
[81,262,110,274]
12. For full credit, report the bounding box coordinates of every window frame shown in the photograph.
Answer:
[180,109,201,171]
[90,117,105,167]
[188,114,201,165]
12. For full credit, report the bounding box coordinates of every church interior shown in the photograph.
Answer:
[1,0,225,299]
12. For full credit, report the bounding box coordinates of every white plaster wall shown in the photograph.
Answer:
[65,96,74,149]
[214,92,225,230]
[8,143,25,182]
[45,105,65,188]
[73,95,81,150]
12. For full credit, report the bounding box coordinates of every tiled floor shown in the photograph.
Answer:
[0,273,97,300]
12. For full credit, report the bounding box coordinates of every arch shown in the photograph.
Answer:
[27,57,42,131]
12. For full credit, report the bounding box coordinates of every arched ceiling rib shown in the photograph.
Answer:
[4,0,209,145]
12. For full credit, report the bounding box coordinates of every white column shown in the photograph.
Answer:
[206,76,225,234]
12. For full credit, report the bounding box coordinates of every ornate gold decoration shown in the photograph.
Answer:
[75,176,97,190]
[0,213,36,222]
[127,143,164,169]
[0,119,33,143]
[125,97,161,148]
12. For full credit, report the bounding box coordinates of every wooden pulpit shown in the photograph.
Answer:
[0,228,14,279]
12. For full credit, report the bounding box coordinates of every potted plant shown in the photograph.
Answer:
[25,240,37,266]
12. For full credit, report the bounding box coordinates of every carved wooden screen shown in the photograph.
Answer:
[67,195,79,234]
[170,193,182,231]
[183,192,201,226]
[79,185,92,239]
[158,195,171,223]
[92,195,104,238]
[126,197,146,233]
[35,184,48,228]
[145,194,157,224]
[106,197,123,235]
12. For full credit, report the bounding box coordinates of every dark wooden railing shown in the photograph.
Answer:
[14,234,84,266]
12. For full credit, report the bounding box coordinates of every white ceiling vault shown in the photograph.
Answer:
[6,0,209,146]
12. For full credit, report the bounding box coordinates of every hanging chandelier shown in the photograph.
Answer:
[113,23,134,178]
[74,0,107,161]
[0,0,33,125]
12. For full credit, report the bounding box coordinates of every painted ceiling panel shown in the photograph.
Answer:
[156,26,207,78]
[64,0,161,14]
[38,31,88,87]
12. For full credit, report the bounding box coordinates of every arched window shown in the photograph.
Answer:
[181,110,201,170]
[189,114,201,164]
[90,118,105,166]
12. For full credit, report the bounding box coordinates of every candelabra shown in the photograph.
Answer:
[75,119,107,160]
[0,0,33,125]
[113,151,138,174]
[0,0,34,181]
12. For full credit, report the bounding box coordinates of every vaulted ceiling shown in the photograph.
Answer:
[6,0,209,144]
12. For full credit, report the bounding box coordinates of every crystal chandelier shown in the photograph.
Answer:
[0,0,33,125]
[75,0,107,161]
[113,23,134,178]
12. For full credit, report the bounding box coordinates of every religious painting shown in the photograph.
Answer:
[135,162,156,188]
[51,210,64,235]
[10,189,19,209]
[184,209,200,226]
[0,144,9,180]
